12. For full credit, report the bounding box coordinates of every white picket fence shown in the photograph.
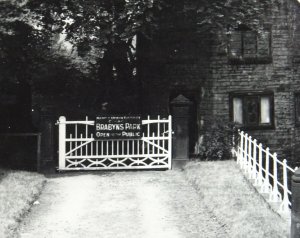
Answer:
[233,130,297,215]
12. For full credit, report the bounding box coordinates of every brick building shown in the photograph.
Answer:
[139,0,300,166]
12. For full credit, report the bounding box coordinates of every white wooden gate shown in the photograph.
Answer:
[57,116,172,171]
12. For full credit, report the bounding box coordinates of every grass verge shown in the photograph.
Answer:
[0,168,7,181]
[0,169,46,238]
[184,160,289,238]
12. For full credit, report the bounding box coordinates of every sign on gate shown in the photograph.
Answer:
[94,116,142,139]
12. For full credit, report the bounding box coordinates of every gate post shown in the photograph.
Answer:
[39,111,55,172]
[58,116,66,170]
[291,168,300,238]
[168,115,172,169]
[170,95,193,160]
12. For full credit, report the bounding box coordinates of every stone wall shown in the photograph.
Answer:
[202,0,300,165]
[140,0,300,165]
[291,0,300,166]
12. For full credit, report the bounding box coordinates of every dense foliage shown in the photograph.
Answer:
[1,0,278,66]
[27,0,277,48]
[0,0,279,113]
[194,118,238,160]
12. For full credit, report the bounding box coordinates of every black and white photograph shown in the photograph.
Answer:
[0,0,300,237]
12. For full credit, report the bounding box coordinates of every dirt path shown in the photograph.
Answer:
[17,170,226,238]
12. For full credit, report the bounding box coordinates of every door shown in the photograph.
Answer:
[170,94,193,160]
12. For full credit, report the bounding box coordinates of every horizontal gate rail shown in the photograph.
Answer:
[65,154,169,159]
[59,118,170,125]
[57,115,172,171]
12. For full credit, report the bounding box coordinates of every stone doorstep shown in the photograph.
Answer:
[172,159,189,170]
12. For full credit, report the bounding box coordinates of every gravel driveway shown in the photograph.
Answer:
[17,170,226,238]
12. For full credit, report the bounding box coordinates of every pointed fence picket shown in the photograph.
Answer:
[233,130,297,215]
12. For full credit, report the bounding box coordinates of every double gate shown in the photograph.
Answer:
[57,116,172,170]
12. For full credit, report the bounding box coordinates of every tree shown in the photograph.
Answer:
[0,0,92,131]
[1,0,278,113]
[24,0,167,113]
[27,0,277,50]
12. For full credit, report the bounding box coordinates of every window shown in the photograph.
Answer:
[230,92,274,129]
[295,93,300,126]
[228,26,272,64]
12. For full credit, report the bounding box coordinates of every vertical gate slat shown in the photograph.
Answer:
[142,131,145,155]
[126,140,129,155]
[147,116,150,155]
[116,140,119,167]
[106,141,109,156]
[157,116,160,135]
[152,132,155,154]
[70,134,73,156]
[162,135,165,155]
[96,140,99,156]
[112,140,114,157]
[80,134,83,156]
[75,124,78,156]
[117,140,119,156]
[85,116,88,156]
[91,134,94,157]
[162,122,166,154]
[132,140,135,156]
[157,116,160,155]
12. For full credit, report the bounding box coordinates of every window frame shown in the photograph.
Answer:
[229,91,275,130]
[228,25,272,64]
[295,92,300,126]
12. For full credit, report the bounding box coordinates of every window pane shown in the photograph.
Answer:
[229,32,242,58]
[257,31,270,57]
[233,98,243,124]
[244,96,259,126]
[260,96,271,124]
[243,31,256,58]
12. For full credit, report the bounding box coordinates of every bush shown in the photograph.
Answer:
[194,118,237,160]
